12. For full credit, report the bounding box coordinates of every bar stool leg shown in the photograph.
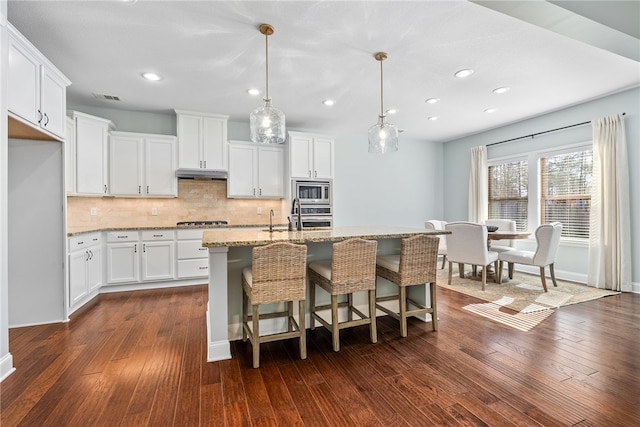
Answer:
[298,300,307,359]
[287,301,293,332]
[430,282,438,331]
[348,293,353,322]
[368,289,377,343]
[331,294,340,352]
[252,304,260,368]
[399,286,408,338]
[242,290,248,342]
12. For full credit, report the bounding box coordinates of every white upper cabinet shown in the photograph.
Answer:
[176,110,228,171]
[288,131,334,180]
[69,111,114,196]
[109,131,177,197]
[7,23,70,141]
[228,141,284,199]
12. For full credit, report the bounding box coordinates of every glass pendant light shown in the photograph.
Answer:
[250,24,286,144]
[368,52,398,154]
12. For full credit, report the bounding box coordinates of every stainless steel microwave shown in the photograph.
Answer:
[293,180,332,205]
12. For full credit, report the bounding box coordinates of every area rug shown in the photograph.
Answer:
[436,268,619,331]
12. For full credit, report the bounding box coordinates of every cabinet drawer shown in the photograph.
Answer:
[176,229,208,240]
[106,231,139,242]
[177,259,209,279]
[141,230,175,241]
[69,233,101,251]
[177,240,209,259]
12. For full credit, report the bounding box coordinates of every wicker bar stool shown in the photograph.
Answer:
[375,234,439,337]
[241,242,308,368]
[308,238,378,352]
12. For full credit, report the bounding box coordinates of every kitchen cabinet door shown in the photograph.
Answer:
[228,143,258,197]
[68,250,89,307]
[141,241,176,281]
[258,146,284,198]
[145,136,177,196]
[312,136,334,179]
[106,242,140,284]
[289,133,313,179]
[87,245,103,292]
[65,117,76,194]
[7,34,40,127]
[176,113,201,169]
[40,67,68,139]
[202,116,227,170]
[73,111,113,195]
[110,133,143,196]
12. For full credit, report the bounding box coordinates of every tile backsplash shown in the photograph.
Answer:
[67,179,287,232]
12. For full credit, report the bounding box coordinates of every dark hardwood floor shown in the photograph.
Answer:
[1,284,639,426]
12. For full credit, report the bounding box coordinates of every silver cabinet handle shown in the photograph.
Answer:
[43,113,49,126]
[253,188,256,196]
[143,244,146,253]
[85,250,90,261]
[104,184,108,194]
[37,110,43,124]
[138,185,141,194]
[259,188,262,196]
[146,185,149,194]
[88,250,93,260]
[314,170,317,178]
[308,170,312,178]
[134,244,137,253]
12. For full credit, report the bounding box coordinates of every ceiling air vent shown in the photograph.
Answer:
[93,93,121,101]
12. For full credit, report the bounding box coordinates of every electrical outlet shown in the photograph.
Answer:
[151,207,158,216]
[257,207,263,215]
[90,207,97,216]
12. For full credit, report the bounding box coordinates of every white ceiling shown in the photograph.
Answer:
[7,0,640,142]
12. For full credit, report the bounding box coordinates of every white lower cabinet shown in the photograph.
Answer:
[177,229,210,279]
[141,231,175,281]
[68,233,102,309]
[106,231,140,284]
[106,230,176,285]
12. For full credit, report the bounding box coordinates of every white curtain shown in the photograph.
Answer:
[468,145,488,223]
[588,114,631,292]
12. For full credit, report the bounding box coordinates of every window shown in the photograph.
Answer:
[540,149,592,238]
[488,159,528,231]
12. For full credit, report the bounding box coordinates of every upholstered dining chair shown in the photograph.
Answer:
[308,238,378,352]
[445,222,500,290]
[375,234,440,337]
[497,222,563,292]
[241,242,307,368]
[425,220,448,269]
[484,219,517,278]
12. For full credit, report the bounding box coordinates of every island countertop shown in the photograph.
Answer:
[202,226,448,248]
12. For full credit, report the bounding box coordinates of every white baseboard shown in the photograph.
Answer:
[0,352,15,383]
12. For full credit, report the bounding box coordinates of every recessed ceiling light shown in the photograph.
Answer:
[385,108,398,115]
[247,88,261,96]
[427,116,439,121]
[142,72,162,81]
[484,108,497,114]
[454,69,474,78]
[425,98,440,104]
[322,99,336,106]
[492,87,511,94]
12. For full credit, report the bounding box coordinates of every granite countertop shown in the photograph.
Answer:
[202,226,449,248]
[67,223,287,237]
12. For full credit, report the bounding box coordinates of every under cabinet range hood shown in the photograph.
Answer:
[175,168,228,180]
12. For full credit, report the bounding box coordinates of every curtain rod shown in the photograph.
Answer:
[487,112,626,147]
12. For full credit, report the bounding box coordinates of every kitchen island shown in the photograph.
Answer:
[202,226,448,362]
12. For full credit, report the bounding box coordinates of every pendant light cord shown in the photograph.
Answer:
[379,59,384,118]
[264,30,269,101]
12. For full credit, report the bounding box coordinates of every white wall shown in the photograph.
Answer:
[333,133,444,227]
[442,88,640,288]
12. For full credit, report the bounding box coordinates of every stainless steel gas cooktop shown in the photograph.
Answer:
[176,220,229,227]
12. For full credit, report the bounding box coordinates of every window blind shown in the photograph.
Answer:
[488,160,528,231]
[540,150,592,238]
